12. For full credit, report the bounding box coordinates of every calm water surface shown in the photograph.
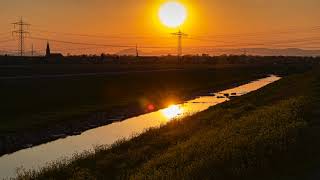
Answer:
[0,75,280,179]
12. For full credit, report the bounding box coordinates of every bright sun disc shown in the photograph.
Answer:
[159,2,187,28]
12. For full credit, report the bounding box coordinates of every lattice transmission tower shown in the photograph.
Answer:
[12,17,30,56]
[171,30,188,57]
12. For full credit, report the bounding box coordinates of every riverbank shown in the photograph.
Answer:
[0,68,267,156]
[0,65,272,156]
[17,66,320,179]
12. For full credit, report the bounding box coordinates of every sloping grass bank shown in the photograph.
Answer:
[1,66,277,155]
[1,67,266,135]
[17,67,320,179]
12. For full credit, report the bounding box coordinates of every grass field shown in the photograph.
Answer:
[2,63,296,155]
[0,63,309,136]
[0,62,312,155]
[0,66,260,134]
[0,64,288,135]
[15,65,320,179]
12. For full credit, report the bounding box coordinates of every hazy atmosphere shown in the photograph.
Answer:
[1,1,320,179]
[1,0,320,55]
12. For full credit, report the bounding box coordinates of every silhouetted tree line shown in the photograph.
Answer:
[0,54,319,66]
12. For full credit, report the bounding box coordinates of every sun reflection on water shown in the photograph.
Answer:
[161,105,184,120]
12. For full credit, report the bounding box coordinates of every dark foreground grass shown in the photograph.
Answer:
[16,67,320,179]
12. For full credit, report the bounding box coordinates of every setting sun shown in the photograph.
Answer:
[159,2,187,28]
[1,0,320,179]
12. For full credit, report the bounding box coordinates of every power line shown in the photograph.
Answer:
[186,36,320,48]
[0,31,11,36]
[193,25,320,40]
[31,44,34,56]
[0,39,15,43]
[6,22,319,55]
[30,28,172,40]
[27,36,175,49]
[27,35,320,53]
[29,36,135,48]
[12,17,30,56]
[136,44,139,57]
[0,34,12,40]
[30,25,320,42]
[27,24,320,48]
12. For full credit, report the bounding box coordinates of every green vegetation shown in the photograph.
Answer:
[15,66,320,179]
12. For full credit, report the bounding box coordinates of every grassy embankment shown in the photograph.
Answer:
[0,65,282,138]
[17,66,320,179]
[4,63,310,155]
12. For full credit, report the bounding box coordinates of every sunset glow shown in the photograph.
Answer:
[1,0,319,178]
[0,1,319,56]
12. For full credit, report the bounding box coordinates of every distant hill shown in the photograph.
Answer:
[214,48,320,56]
[116,48,320,57]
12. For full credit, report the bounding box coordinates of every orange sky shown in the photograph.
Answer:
[1,0,320,55]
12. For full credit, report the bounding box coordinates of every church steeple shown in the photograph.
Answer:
[46,42,51,57]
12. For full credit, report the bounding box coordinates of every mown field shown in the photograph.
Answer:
[15,65,320,179]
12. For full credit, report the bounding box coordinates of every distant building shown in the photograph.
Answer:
[46,42,50,57]
[45,42,63,58]
[45,42,63,63]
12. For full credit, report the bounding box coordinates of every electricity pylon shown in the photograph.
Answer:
[136,44,139,58]
[12,17,30,56]
[171,30,188,57]
[31,44,34,56]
